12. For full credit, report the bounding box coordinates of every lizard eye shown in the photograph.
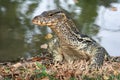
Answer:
[48,11,63,17]
[49,13,53,16]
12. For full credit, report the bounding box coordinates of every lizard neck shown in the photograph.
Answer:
[50,19,82,46]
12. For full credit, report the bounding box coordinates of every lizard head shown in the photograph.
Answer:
[32,9,68,27]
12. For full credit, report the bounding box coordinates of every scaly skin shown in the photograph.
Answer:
[32,9,111,67]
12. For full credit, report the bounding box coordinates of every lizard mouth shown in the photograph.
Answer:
[32,15,51,27]
[32,15,41,25]
[32,17,45,26]
[32,19,38,25]
[32,16,55,27]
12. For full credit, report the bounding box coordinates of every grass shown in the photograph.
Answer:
[0,56,120,80]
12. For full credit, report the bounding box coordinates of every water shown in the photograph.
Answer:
[0,0,120,61]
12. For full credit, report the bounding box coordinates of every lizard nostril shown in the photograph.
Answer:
[32,19,37,24]
[32,16,40,24]
[32,19,35,22]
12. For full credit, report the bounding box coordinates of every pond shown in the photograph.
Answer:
[0,0,120,62]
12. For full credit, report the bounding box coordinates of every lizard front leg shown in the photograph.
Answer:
[48,38,63,62]
[90,47,105,68]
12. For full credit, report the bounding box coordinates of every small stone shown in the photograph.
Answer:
[40,43,48,49]
[45,33,53,39]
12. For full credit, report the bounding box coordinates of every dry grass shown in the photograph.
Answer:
[0,56,120,80]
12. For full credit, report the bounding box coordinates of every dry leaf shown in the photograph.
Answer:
[31,57,42,61]
[41,77,49,80]
[114,70,119,76]
[103,75,109,80]
[12,63,22,68]
[0,75,3,80]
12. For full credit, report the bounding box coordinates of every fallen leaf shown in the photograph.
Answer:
[12,63,22,68]
[41,77,49,80]
[31,57,42,61]
[114,70,119,76]
[103,75,109,80]
[0,75,3,80]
